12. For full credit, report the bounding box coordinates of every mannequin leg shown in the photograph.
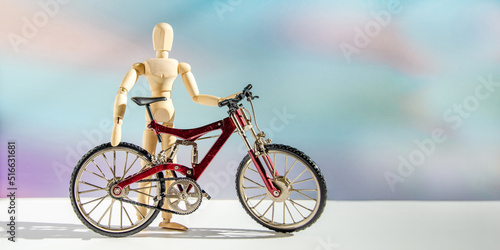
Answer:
[136,127,158,219]
[159,126,176,221]
[158,122,187,230]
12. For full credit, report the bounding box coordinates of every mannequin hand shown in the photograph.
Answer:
[111,118,122,147]
[220,92,242,102]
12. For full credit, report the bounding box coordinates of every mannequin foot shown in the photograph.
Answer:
[159,219,188,231]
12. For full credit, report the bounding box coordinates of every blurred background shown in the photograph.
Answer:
[1,0,500,200]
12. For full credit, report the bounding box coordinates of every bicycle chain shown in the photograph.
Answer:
[112,177,200,215]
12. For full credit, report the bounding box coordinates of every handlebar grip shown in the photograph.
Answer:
[218,99,229,107]
[218,84,253,109]
[244,84,252,92]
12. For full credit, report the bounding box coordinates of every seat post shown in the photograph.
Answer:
[145,104,155,121]
[145,104,163,143]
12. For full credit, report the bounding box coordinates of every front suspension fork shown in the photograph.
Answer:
[247,149,281,197]
[231,112,281,197]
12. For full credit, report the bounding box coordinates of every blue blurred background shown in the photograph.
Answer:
[1,0,500,200]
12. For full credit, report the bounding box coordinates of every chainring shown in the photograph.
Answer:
[165,178,203,215]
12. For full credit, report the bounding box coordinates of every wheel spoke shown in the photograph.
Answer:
[81,195,108,206]
[84,169,107,181]
[243,186,265,189]
[244,176,265,188]
[250,195,267,209]
[282,200,285,224]
[284,159,298,178]
[130,185,156,191]
[123,152,128,178]
[236,146,326,232]
[78,188,105,194]
[291,178,314,185]
[123,156,139,177]
[113,150,116,179]
[285,155,288,174]
[98,199,115,224]
[290,168,307,185]
[284,201,295,224]
[246,193,266,201]
[102,153,116,179]
[131,202,145,219]
[108,200,114,228]
[122,202,134,226]
[87,195,107,215]
[289,198,313,212]
[271,201,275,222]
[71,146,165,236]
[129,189,156,198]
[292,188,318,192]
[91,160,107,179]
[259,201,274,218]
[294,190,317,201]
[79,181,105,190]
[288,199,306,219]
[247,166,259,174]
[273,153,277,172]
[120,201,123,229]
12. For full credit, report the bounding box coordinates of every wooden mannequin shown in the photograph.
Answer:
[111,23,236,230]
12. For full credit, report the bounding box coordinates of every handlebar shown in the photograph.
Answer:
[242,84,253,94]
[217,99,230,108]
[218,84,257,109]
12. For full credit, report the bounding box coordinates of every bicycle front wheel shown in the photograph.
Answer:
[69,142,164,237]
[236,144,327,232]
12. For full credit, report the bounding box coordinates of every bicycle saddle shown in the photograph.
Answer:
[131,97,167,106]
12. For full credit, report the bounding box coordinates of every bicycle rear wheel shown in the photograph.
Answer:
[236,144,327,232]
[69,142,164,237]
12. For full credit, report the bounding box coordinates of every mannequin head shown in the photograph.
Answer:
[152,23,173,52]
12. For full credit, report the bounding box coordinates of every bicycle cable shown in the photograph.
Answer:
[197,131,237,141]
[248,98,263,135]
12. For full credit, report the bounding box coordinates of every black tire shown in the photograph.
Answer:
[236,144,327,233]
[69,142,164,237]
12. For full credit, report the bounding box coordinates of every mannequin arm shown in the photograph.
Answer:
[113,63,145,122]
[111,63,144,146]
[179,62,222,106]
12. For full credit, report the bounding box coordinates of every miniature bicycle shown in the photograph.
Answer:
[69,84,327,237]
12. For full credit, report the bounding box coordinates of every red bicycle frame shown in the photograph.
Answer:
[114,108,280,197]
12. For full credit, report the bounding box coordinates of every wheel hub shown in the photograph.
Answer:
[268,176,292,202]
[108,179,129,198]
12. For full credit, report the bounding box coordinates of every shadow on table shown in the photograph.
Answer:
[2,222,293,240]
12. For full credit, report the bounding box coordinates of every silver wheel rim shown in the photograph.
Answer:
[238,149,322,229]
[73,147,160,233]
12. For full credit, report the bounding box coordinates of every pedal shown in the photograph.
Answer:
[202,190,211,200]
